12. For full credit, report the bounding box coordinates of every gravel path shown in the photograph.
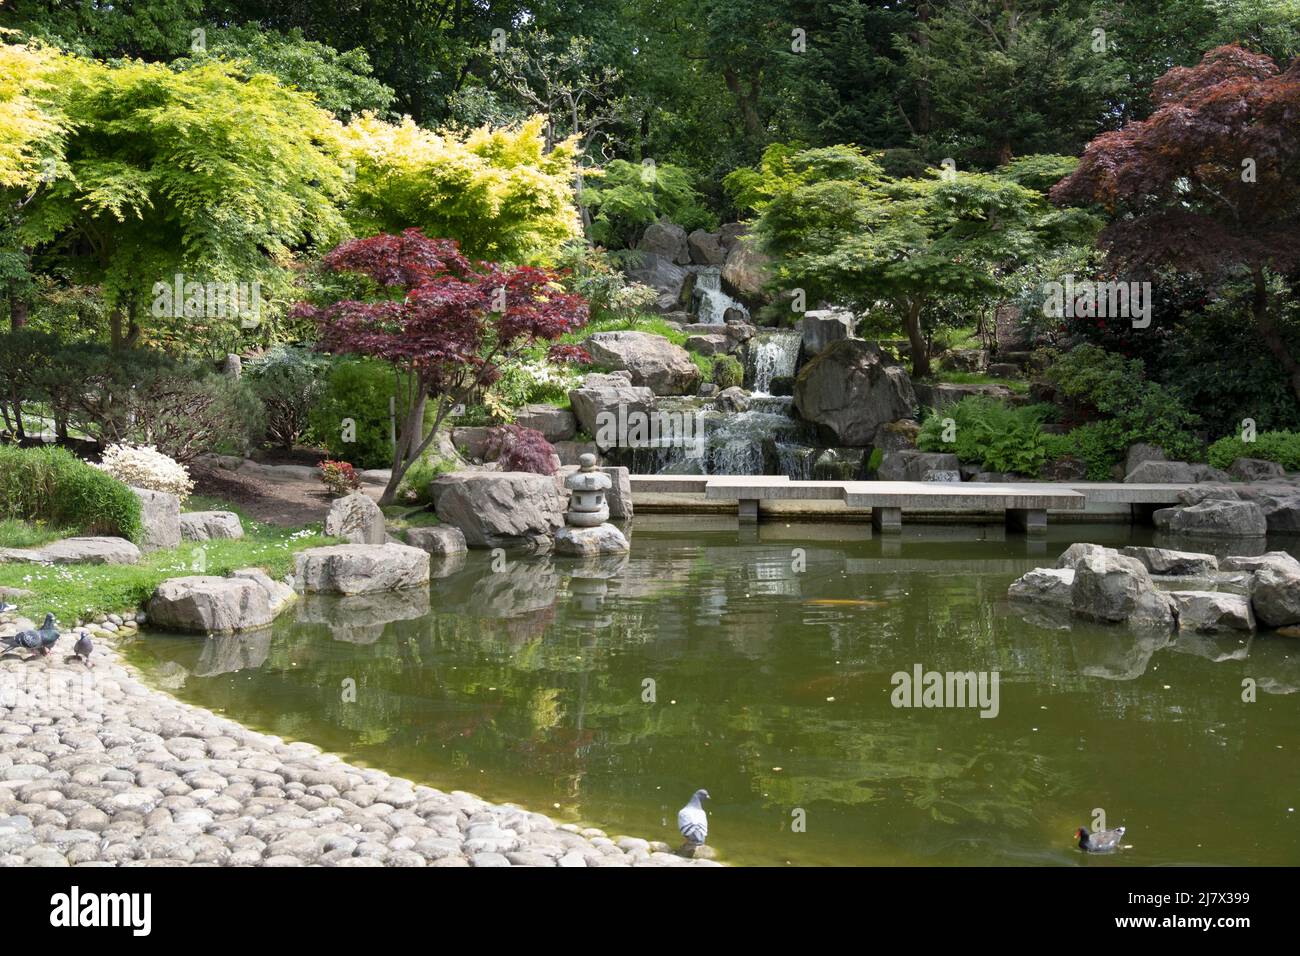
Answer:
[0,627,718,867]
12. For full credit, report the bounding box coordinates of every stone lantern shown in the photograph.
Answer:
[555,454,630,556]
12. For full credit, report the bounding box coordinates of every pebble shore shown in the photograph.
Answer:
[0,626,718,868]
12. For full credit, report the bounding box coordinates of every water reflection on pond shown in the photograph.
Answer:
[126,519,1300,866]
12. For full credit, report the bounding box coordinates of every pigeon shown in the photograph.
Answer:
[1075,825,1126,852]
[73,631,93,667]
[677,789,710,846]
[2,613,60,657]
[0,601,17,613]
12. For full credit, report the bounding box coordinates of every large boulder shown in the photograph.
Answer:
[1157,499,1267,537]
[229,567,297,617]
[0,537,140,565]
[1251,566,1300,627]
[1008,567,1075,607]
[637,220,691,265]
[801,310,855,357]
[1236,488,1300,532]
[324,493,385,545]
[1071,548,1175,627]
[1124,460,1198,483]
[568,375,656,449]
[294,543,430,595]
[687,229,727,266]
[404,525,468,556]
[1222,551,1300,575]
[1120,546,1218,576]
[434,471,565,550]
[1229,457,1285,482]
[623,253,690,313]
[1169,591,1255,633]
[130,487,181,552]
[555,524,630,557]
[720,237,771,303]
[603,465,633,520]
[793,340,917,446]
[179,511,244,542]
[876,450,961,482]
[1056,542,1106,570]
[583,331,701,396]
[148,576,274,634]
[1124,443,1166,476]
[513,404,576,443]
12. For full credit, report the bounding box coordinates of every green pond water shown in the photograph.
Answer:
[124,519,1300,867]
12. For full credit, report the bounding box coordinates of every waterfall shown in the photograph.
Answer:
[748,331,801,395]
[693,269,749,325]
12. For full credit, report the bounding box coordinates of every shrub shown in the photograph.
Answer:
[318,459,362,496]
[489,359,585,410]
[96,444,194,502]
[1042,422,1125,480]
[1207,431,1300,471]
[308,359,401,469]
[0,445,143,541]
[396,454,456,505]
[245,346,328,450]
[483,425,558,475]
[1043,345,1202,463]
[585,160,715,249]
[917,397,1052,476]
[712,354,744,389]
[32,342,263,462]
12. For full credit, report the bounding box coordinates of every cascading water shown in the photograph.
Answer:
[692,268,749,325]
[748,330,801,395]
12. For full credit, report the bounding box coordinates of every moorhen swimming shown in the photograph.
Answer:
[1075,825,1126,852]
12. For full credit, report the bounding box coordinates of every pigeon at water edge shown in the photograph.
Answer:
[678,789,710,846]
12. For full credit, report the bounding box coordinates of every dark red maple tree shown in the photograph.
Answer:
[1052,45,1300,399]
[293,228,588,504]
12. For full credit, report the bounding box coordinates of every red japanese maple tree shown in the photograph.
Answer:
[1052,45,1300,399]
[293,229,588,504]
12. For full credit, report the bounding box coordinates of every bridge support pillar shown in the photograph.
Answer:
[1006,508,1047,534]
[737,499,759,523]
[871,506,902,533]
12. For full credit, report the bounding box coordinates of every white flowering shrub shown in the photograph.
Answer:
[95,443,194,501]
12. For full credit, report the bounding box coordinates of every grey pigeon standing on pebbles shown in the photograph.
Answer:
[3,613,59,657]
[73,631,93,667]
[678,789,710,846]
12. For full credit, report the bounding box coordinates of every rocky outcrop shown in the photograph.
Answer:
[1235,488,1300,533]
[405,525,468,556]
[1153,499,1267,537]
[720,237,771,304]
[637,221,691,265]
[912,382,1016,411]
[876,450,960,482]
[568,373,657,450]
[1229,457,1285,481]
[1124,443,1166,476]
[1168,591,1255,633]
[294,543,431,595]
[801,310,855,357]
[514,404,576,443]
[130,487,181,552]
[1120,546,1218,576]
[1221,551,1300,575]
[0,537,141,565]
[687,229,727,266]
[180,511,245,542]
[148,575,276,634]
[434,472,566,550]
[624,253,690,313]
[584,331,701,396]
[229,567,297,617]
[1008,567,1074,606]
[793,340,917,447]
[324,493,386,545]
[1056,542,1106,570]
[1124,460,1198,483]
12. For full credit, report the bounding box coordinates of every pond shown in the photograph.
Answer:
[124,519,1300,867]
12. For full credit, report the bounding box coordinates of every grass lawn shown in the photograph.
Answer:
[0,499,336,623]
